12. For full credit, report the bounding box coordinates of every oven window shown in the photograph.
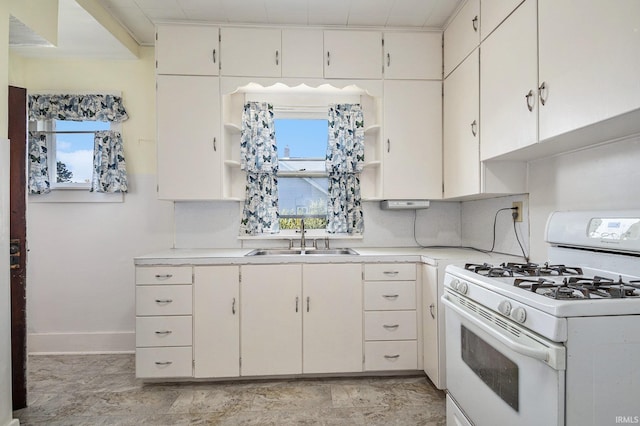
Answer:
[461,325,519,411]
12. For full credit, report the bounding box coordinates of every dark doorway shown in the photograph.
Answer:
[9,85,28,410]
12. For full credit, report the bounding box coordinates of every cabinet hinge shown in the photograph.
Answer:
[156,184,159,193]
[362,354,365,365]
[192,359,195,368]
[155,32,158,42]
[361,270,364,281]
[155,60,158,69]
[239,270,242,283]
[239,357,242,368]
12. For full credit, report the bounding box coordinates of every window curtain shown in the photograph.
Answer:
[28,131,51,194]
[325,104,365,234]
[239,102,280,235]
[91,131,128,193]
[28,94,129,122]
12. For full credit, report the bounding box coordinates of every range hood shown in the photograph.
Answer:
[380,200,430,210]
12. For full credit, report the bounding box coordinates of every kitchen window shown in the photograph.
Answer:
[274,117,329,231]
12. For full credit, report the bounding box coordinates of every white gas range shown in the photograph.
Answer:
[443,210,640,426]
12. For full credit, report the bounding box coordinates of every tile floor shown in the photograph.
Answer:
[13,354,446,425]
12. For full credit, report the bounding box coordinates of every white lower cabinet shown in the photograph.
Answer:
[421,264,440,388]
[363,263,418,371]
[193,266,240,378]
[240,263,363,376]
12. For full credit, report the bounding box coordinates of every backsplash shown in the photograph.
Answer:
[174,195,529,257]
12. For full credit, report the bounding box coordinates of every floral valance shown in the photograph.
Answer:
[28,94,129,122]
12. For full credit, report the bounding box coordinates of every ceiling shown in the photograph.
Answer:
[9,0,462,59]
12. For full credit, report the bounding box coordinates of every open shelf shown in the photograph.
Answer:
[224,122,242,134]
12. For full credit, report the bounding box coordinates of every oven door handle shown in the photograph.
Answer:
[442,295,551,365]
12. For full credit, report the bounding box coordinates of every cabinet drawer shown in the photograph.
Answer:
[136,316,193,347]
[135,266,193,285]
[364,281,416,311]
[136,285,192,316]
[136,347,193,378]
[365,311,417,341]
[365,341,418,371]
[364,263,416,281]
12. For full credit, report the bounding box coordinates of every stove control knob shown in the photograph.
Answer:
[450,279,460,291]
[498,300,512,316]
[511,307,527,323]
[458,281,469,295]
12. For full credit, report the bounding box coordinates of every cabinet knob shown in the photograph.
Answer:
[154,299,173,304]
[306,296,310,312]
[295,296,299,313]
[327,51,331,66]
[472,15,479,32]
[212,49,216,64]
[382,294,399,300]
[154,330,172,335]
[429,303,436,319]
[275,50,279,66]
[154,274,173,280]
[384,354,400,359]
[386,52,391,67]
[232,297,236,315]
[538,81,548,106]
[383,324,400,330]
[470,120,478,137]
[154,361,173,366]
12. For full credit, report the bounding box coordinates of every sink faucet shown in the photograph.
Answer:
[300,218,306,250]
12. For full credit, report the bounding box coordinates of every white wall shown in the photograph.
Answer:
[528,135,640,260]
[174,200,463,249]
[15,48,176,353]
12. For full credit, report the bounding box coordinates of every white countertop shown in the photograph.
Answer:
[134,246,522,266]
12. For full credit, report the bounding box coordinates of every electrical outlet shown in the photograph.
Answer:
[512,202,523,222]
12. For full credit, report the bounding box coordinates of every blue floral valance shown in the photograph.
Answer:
[28,94,129,122]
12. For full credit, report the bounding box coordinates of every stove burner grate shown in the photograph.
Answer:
[514,276,640,299]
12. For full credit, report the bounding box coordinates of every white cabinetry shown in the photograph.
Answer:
[156,24,219,76]
[240,263,363,376]
[193,266,240,378]
[240,264,302,376]
[480,0,524,40]
[135,266,193,378]
[281,29,324,78]
[538,0,640,142]
[421,264,440,388]
[156,75,221,200]
[383,80,442,199]
[324,31,382,79]
[363,263,418,371]
[480,0,537,160]
[383,32,442,80]
[220,28,281,77]
[444,0,479,77]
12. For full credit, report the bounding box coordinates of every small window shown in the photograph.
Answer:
[39,120,110,189]
[275,118,328,230]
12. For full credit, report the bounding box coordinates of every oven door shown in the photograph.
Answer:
[443,291,566,426]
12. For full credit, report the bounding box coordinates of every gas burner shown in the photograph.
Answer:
[514,278,587,299]
[514,275,640,299]
[464,263,514,277]
[502,262,583,277]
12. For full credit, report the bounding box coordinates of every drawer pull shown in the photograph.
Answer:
[155,299,173,304]
[154,361,173,366]
[232,297,236,315]
[154,330,173,335]
[384,354,400,359]
[383,324,400,330]
[382,294,399,299]
[383,271,399,276]
[154,274,173,280]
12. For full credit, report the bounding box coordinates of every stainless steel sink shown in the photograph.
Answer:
[245,248,358,256]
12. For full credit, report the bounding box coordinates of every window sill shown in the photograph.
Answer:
[28,189,124,203]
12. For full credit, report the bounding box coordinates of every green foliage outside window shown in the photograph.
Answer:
[279,199,328,230]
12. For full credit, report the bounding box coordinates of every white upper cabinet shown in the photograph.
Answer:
[324,30,383,79]
[480,0,538,160]
[443,51,479,199]
[383,80,442,199]
[383,32,442,80]
[281,29,324,78]
[480,0,524,40]
[538,0,640,142]
[156,24,219,76]
[220,28,281,77]
[443,0,480,78]
[156,75,221,200]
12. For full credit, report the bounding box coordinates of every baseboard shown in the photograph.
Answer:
[28,331,135,354]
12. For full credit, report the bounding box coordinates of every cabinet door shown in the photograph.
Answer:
[383,32,442,80]
[480,0,525,40]
[383,80,442,199]
[421,265,440,388]
[480,0,538,160]
[324,30,382,79]
[443,0,480,77]
[443,50,479,199]
[156,25,219,76]
[302,264,362,374]
[156,75,221,200]
[220,28,281,77]
[538,0,640,141]
[193,266,239,378]
[282,29,324,78]
[240,265,302,376]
